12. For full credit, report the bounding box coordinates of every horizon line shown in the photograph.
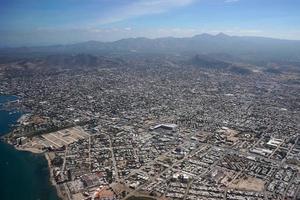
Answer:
[1,32,300,48]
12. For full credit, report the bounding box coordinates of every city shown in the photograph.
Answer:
[1,54,299,200]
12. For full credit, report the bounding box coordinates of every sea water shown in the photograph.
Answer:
[0,95,59,200]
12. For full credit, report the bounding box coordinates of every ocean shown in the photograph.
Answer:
[0,95,59,200]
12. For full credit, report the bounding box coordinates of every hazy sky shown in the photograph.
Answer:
[1,0,300,46]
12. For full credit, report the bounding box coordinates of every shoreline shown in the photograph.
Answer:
[0,95,63,200]
[45,152,65,200]
[11,143,65,200]
[15,145,45,154]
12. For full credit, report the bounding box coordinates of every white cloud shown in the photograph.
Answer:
[96,0,196,25]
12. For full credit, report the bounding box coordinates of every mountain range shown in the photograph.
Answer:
[1,33,300,63]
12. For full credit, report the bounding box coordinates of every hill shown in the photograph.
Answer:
[1,33,300,63]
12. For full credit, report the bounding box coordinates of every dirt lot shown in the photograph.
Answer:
[229,176,265,192]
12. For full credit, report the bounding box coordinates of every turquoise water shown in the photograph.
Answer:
[0,95,59,200]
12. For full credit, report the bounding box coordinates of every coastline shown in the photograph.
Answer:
[0,95,61,200]
[15,145,45,154]
[45,152,65,200]
[11,144,65,200]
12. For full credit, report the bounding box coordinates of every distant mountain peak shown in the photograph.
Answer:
[193,33,214,38]
[215,32,230,37]
[193,32,230,39]
[1,33,300,63]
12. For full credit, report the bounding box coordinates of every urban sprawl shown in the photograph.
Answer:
[0,56,299,200]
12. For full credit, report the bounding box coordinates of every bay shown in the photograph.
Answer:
[0,95,59,200]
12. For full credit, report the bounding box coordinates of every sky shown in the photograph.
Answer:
[0,0,300,46]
